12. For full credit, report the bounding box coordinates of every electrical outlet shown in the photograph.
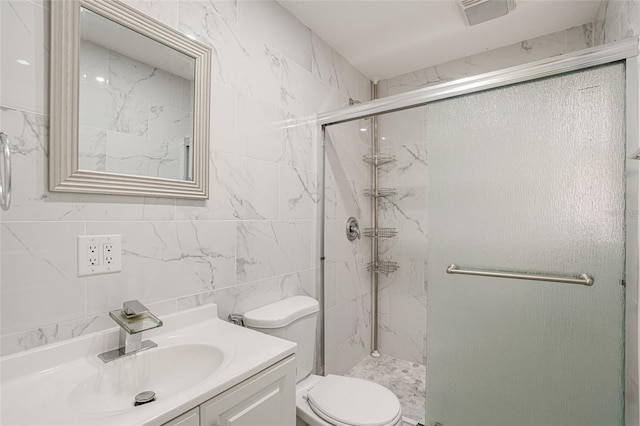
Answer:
[87,244,99,266]
[103,243,114,264]
[78,235,122,276]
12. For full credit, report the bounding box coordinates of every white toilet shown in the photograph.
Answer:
[243,296,403,426]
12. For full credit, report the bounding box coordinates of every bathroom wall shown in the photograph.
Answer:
[375,0,640,365]
[375,106,428,364]
[323,117,373,375]
[78,40,194,180]
[0,0,371,357]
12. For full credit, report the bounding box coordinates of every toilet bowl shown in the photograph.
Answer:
[243,296,403,426]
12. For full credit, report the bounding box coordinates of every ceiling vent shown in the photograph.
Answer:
[458,0,516,26]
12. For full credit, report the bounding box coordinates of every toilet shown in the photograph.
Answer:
[243,296,403,426]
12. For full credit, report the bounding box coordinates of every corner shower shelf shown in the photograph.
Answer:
[364,188,396,198]
[363,228,398,238]
[367,260,400,275]
[363,153,396,166]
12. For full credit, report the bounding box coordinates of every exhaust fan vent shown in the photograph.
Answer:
[459,0,516,26]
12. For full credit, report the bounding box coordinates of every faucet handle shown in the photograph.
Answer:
[123,300,149,317]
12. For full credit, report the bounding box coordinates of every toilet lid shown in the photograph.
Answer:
[306,375,402,426]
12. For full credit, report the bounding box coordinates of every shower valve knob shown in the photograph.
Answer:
[346,217,361,241]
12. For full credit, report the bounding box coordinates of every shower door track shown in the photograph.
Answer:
[318,37,638,126]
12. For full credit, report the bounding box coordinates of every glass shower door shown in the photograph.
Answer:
[425,63,626,425]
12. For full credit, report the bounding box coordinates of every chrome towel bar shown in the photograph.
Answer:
[0,132,11,211]
[446,264,594,286]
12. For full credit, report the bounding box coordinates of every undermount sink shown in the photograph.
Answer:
[69,344,225,414]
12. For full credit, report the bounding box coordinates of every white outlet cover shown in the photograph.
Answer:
[78,235,122,276]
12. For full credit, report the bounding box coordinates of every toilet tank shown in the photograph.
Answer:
[244,296,319,383]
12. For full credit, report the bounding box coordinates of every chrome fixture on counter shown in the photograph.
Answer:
[98,300,163,363]
[228,313,245,326]
[134,390,156,406]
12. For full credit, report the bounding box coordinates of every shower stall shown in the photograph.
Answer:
[319,38,639,426]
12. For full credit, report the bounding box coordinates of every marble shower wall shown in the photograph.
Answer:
[0,0,371,357]
[593,0,639,45]
[375,0,640,365]
[323,116,373,375]
[376,107,428,364]
[78,40,194,180]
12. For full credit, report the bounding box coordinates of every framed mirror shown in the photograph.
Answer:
[50,0,211,199]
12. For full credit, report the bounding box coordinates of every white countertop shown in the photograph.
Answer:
[0,304,296,426]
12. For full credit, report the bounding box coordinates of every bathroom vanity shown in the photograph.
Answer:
[164,356,295,426]
[0,305,297,425]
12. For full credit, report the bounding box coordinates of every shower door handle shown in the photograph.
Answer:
[446,264,594,286]
[0,132,11,211]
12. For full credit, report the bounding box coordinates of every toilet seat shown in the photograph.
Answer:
[305,375,402,426]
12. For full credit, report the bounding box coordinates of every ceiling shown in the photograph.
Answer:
[278,0,602,80]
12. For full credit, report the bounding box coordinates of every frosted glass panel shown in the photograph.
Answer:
[425,63,625,426]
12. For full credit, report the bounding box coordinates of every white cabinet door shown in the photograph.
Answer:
[163,407,200,426]
[201,356,296,426]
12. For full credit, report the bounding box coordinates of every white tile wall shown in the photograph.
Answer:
[323,119,373,374]
[0,0,370,357]
[1,222,86,334]
[0,0,50,115]
[236,220,314,284]
[238,1,313,72]
[376,109,429,364]
[311,34,358,99]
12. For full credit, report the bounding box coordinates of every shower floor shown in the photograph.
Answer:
[345,354,426,425]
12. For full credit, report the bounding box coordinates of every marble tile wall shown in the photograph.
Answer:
[593,0,639,45]
[323,116,373,375]
[376,107,429,364]
[374,0,640,365]
[78,41,194,180]
[0,0,371,357]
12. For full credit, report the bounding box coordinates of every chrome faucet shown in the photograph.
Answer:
[98,300,163,363]
[120,300,150,354]
[123,299,149,317]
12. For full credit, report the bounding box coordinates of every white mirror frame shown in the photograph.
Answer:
[50,0,211,199]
